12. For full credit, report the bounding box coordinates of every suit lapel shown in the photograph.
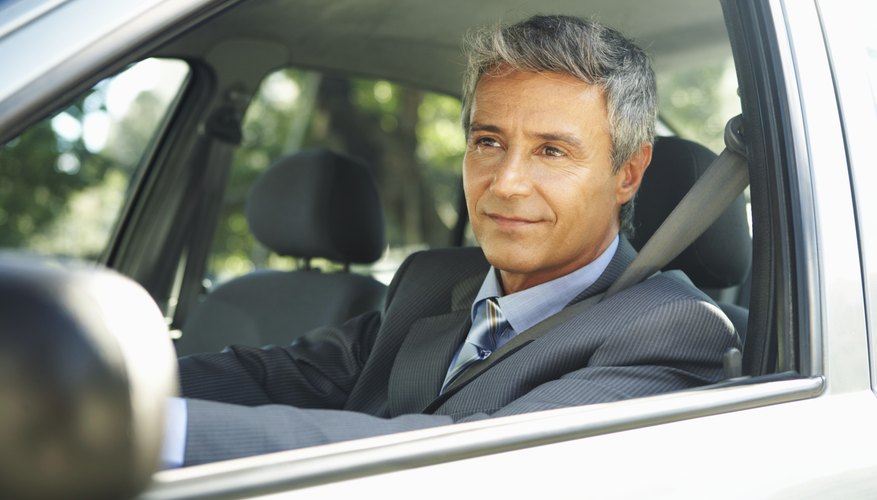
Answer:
[423,237,638,411]
[387,271,483,414]
[567,237,637,305]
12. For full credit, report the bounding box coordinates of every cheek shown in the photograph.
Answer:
[539,174,614,223]
[462,159,487,209]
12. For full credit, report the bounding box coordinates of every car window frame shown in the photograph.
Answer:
[817,0,877,395]
[147,0,846,495]
[773,0,869,390]
[0,0,238,144]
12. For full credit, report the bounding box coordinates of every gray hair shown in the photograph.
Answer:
[461,15,657,236]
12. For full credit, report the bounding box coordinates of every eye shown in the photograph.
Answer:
[541,145,566,157]
[473,136,502,148]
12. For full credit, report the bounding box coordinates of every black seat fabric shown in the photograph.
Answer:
[632,136,752,340]
[177,149,387,355]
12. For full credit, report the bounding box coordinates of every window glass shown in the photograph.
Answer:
[656,57,750,233]
[0,58,190,260]
[207,69,465,286]
[656,57,741,153]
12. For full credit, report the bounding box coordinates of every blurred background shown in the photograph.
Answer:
[0,55,739,287]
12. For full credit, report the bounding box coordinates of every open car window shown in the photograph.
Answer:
[657,56,741,153]
[0,58,190,261]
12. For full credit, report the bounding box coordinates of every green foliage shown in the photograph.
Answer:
[208,70,467,283]
[2,54,739,281]
[0,122,75,248]
[0,91,116,254]
[208,69,317,277]
[0,59,189,259]
[657,58,740,152]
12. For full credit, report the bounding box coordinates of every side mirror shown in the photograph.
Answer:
[0,254,178,499]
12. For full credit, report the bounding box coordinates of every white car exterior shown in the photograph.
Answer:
[1,0,875,498]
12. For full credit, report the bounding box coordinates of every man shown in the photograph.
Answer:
[171,15,738,466]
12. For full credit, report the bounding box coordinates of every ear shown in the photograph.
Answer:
[615,142,652,205]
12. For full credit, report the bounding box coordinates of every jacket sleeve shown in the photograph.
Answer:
[183,398,455,465]
[177,251,419,410]
[178,311,382,409]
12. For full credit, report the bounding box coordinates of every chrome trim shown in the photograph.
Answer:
[144,377,824,499]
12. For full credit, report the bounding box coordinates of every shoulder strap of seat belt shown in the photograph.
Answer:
[169,103,243,333]
[438,116,749,400]
[604,115,749,298]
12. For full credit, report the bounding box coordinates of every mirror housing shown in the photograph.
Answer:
[0,254,178,499]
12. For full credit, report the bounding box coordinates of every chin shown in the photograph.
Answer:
[481,247,539,274]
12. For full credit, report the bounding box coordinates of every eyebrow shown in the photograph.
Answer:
[469,122,585,149]
[469,123,502,135]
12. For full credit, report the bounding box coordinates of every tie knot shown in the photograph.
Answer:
[440,296,509,394]
[471,297,507,351]
[483,297,503,334]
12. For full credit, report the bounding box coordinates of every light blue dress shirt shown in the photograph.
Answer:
[163,235,619,467]
[162,397,187,468]
[442,235,619,384]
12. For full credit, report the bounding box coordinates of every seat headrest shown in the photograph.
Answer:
[631,136,751,288]
[246,149,385,263]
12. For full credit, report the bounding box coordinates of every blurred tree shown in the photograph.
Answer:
[310,75,449,248]
[0,91,114,253]
[0,58,189,259]
[657,58,739,153]
[207,70,466,283]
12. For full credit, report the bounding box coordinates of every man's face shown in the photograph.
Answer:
[463,68,649,294]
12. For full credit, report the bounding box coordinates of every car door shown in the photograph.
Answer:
[2,0,876,498]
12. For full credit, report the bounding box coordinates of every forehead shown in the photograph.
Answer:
[470,68,609,131]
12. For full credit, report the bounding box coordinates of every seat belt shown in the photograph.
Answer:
[605,115,749,297]
[438,115,749,399]
[169,103,243,333]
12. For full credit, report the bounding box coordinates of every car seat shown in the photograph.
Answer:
[631,136,752,342]
[175,149,387,355]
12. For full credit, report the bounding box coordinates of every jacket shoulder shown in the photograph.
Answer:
[384,246,489,315]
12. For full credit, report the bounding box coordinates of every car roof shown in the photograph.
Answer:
[159,0,731,96]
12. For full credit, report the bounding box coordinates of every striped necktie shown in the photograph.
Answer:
[441,297,508,393]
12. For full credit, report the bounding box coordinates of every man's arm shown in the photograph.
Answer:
[176,248,424,410]
[179,291,736,465]
[183,398,456,465]
[178,310,382,409]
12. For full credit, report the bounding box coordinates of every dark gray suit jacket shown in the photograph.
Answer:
[179,239,739,465]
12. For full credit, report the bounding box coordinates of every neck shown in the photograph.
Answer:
[498,235,619,294]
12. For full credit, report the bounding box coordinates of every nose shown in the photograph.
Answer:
[489,151,532,199]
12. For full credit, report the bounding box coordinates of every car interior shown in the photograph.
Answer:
[176,148,388,354]
[633,136,752,339]
[2,0,781,363]
[157,0,755,365]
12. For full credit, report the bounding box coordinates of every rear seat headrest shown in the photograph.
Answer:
[631,136,752,288]
[246,149,385,264]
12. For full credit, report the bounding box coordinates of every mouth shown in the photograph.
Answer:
[485,212,540,228]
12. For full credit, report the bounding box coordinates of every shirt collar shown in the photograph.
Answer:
[472,235,619,334]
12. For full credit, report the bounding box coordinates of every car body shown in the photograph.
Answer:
[1,0,875,498]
